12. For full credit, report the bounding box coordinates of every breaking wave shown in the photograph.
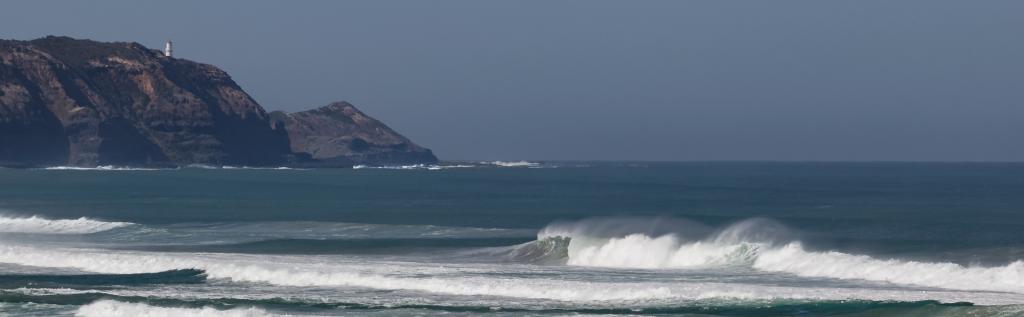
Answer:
[352,164,474,170]
[481,161,541,168]
[0,215,133,234]
[4,217,1024,304]
[2,244,1024,305]
[532,217,1024,293]
[76,300,277,317]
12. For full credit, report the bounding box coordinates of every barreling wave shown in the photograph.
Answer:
[0,215,133,234]
[533,217,1024,294]
[485,236,571,264]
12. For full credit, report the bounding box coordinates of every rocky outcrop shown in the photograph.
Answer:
[0,36,437,167]
[270,102,438,165]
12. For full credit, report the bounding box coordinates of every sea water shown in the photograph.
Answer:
[0,162,1023,316]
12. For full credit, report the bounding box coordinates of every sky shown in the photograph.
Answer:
[2,1,1022,161]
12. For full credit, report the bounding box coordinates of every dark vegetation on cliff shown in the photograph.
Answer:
[0,36,437,167]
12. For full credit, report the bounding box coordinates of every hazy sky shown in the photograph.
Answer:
[3,1,1022,161]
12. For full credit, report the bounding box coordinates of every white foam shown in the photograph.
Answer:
[542,218,1024,294]
[220,166,302,170]
[353,164,474,170]
[76,300,278,317]
[754,242,1024,293]
[0,215,133,234]
[566,234,759,268]
[3,245,1024,305]
[481,161,540,168]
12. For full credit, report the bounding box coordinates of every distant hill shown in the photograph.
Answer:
[270,101,437,166]
[0,36,436,167]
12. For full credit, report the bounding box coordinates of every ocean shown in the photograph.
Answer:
[1,162,1023,316]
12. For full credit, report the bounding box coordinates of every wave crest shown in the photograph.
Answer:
[755,242,1024,293]
[3,244,1024,303]
[534,217,1024,293]
[537,217,785,268]
[0,215,132,234]
[481,161,541,167]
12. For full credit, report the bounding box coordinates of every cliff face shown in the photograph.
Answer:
[271,102,438,165]
[0,36,291,167]
[0,36,436,167]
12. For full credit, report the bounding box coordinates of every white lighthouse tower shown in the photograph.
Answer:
[164,40,173,57]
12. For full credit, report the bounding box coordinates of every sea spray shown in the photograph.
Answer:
[535,217,1024,293]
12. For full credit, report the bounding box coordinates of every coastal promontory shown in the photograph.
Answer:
[0,36,437,167]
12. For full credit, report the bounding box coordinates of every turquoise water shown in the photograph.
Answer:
[1,162,1023,316]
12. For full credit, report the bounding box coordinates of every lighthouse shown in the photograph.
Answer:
[164,40,173,57]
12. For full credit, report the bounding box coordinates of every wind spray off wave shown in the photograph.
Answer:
[535,217,1024,293]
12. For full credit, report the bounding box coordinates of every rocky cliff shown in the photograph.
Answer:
[0,36,436,167]
[270,102,438,165]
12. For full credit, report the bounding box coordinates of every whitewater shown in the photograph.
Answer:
[1,163,1022,316]
[2,217,1023,315]
[536,218,1024,293]
[0,215,133,234]
[2,216,1024,304]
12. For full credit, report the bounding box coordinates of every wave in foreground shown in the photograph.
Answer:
[29,296,1019,317]
[527,217,1024,293]
[2,244,1024,305]
[1,293,1007,317]
[0,215,133,234]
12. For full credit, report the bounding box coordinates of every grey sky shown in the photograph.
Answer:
[3,1,1022,161]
